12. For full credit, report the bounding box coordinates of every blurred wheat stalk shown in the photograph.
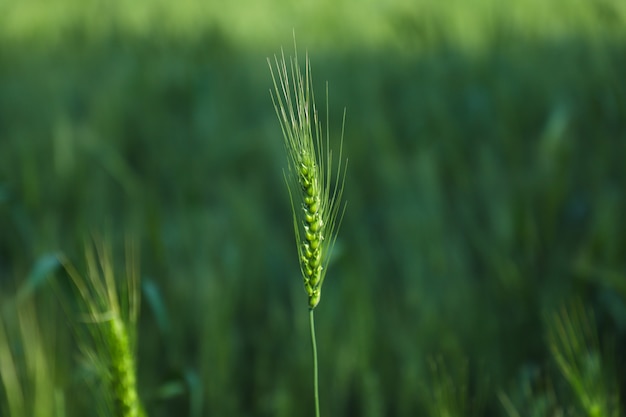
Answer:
[0,299,65,417]
[268,38,347,417]
[547,300,621,417]
[62,239,145,417]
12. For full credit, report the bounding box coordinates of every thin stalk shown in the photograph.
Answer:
[309,308,320,417]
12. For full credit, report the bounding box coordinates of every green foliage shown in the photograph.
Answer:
[1,0,625,415]
[0,294,68,417]
[423,358,473,417]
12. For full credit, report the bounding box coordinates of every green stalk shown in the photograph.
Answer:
[309,308,320,417]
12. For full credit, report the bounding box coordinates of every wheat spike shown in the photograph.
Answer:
[268,44,347,309]
[63,239,145,417]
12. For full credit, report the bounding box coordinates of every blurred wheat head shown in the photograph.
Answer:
[547,300,620,417]
[62,239,145,417]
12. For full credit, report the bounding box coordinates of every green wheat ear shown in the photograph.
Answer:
[62,239,146,417]
[268,44,347,310]
[547,300,620,417]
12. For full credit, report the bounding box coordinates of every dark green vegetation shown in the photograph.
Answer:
[1,0,625,415]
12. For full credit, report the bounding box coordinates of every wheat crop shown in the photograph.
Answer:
[268,42,347,310]
[269,37,347,417]
[62,239,145,417]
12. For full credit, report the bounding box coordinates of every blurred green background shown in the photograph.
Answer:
[1,0,625,415]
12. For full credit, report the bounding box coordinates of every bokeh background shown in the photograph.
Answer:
[1,0,625,415]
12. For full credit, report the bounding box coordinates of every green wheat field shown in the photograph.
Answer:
[1,0,625,416]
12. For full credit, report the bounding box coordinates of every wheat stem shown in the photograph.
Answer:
[309,308,320,417]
